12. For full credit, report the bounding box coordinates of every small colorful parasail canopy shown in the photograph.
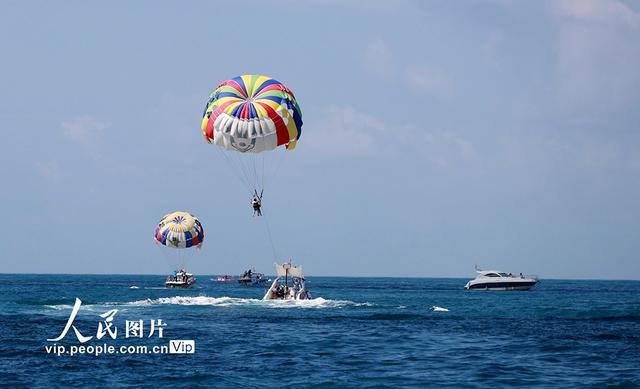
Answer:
[201,74,303,153]
[154,212,204,249]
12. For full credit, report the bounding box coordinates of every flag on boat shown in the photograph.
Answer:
[275,262,304,278]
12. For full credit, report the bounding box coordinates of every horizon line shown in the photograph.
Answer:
[1,272,639,282]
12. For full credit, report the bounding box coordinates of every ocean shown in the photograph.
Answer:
[1,274,639,388]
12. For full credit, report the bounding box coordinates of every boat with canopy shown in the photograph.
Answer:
[263,261,310,300]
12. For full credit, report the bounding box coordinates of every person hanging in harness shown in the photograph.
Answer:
[252,190,263,217]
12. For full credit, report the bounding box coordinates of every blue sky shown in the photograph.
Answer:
[1,0,639,279]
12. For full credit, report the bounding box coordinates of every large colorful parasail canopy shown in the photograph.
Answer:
[154,212,204,249]
[201,74,303,153]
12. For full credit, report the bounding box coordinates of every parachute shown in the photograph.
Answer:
[201,75,303,198]
[154,211,204,249]
[154,211,204,271]
[200,74,302,261]
[202,74,303,153]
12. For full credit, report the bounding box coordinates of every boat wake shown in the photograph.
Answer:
[45,304,75,310]
[126,296,372,309]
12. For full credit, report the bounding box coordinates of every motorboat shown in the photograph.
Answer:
[464,267,537,291]
[214,275,234,282]
[263,261,311,300]
[238,268,268,286]
[165,270,196,288]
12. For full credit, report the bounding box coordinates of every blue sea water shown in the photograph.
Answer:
[1,275,639,388]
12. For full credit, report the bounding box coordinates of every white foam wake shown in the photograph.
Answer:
[125,296,371,309]
[45,304,74,310]
[44,296,373,311]
[263,297,373,309]
[45,303,104,312]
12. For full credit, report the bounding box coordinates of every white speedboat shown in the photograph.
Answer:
[464,267,537,291]
[263,261,311,300]
[165,270,196,288]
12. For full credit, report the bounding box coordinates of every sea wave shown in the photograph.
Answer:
[44,303,104,312]
[45,304,73,310]
[125,296,372,309]
[43,296,373,311]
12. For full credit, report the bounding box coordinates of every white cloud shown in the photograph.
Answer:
[36,160,63,183]
[500,128,640,181]
[555,0,640,25]
[61,115,110,144]
[304,105,476,169]
[479,30,504,68]
[364,40,394,78]
[403,64,455,101]
[363,40,456,101]
[304,106,383,155]
[421,127,477,168]
[550,0,640,116]
[283,0,414,11]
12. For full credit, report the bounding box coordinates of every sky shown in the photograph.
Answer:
[1,0,639,279]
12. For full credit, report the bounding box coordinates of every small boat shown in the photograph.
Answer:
[238,268,268,286]
[165,270,196,288]
[214,275,235,282]
[263,261,311,300]
[464,266,537,291]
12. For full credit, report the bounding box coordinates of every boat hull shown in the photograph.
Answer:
[262,277,310,300]
[165,279,196,288]
[238,279,267,286]
[238,272,268,286]
[465,281,537,291]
